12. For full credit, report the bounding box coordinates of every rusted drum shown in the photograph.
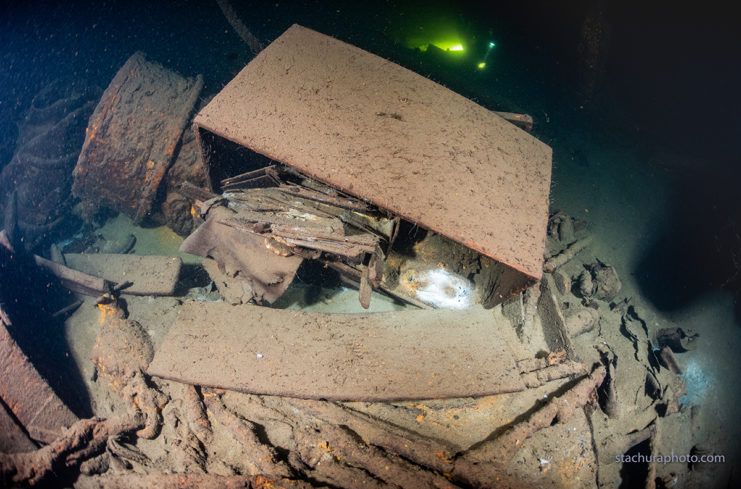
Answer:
[72,51,203,224]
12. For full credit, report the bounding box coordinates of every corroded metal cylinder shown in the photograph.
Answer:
[72,52,203,224]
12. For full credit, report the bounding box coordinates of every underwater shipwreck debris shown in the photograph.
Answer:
[655,326,699,353]
[147,302,528,401]
[580,259,622,301]
[33,254,112,296]
[517,352,587,388]
[0,16,715,489]
[181,203,304,304]
[657,346,683,374]
[92,301,167,440]
[201,388,291,477]
[63,253,182,296]
[0,82,99,250]
[32,252,182,298]
[452,365,606,483]
[0,305,79,446]
[544,235,592,273]
[187,24,552,309]
[537,274,578,360]
[0,416,143,488]
[72,51,204,225]
[564,306,600,337]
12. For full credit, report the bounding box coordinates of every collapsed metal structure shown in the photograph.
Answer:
[189,24,553,308]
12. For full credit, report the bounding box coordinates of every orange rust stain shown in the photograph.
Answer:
[97,303,118,324]
[434,450,453,463]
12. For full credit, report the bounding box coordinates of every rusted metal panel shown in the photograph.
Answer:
[73,52,203,223]
[148,302,526,401]
[0,307,79,444]
[194,25,552,281]
[0,400,37,453]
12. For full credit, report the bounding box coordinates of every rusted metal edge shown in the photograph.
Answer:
[0,307,79,444]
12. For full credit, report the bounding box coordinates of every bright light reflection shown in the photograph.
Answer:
[413,269,472,309]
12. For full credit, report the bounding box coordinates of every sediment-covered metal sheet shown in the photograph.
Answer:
[147,302,526,401]
[63,254,183,296]
[194,24,552,280]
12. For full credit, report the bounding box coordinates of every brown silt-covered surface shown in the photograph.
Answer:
[194,24,552,280]
[147,302,526,401]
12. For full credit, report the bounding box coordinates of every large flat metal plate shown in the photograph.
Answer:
[63,254,183,296]
[147,302,526,401]
[194,25,551,280]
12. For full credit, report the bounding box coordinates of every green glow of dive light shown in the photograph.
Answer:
[404,29,464,53]
[431,40,464,52]
[478,40,496,69]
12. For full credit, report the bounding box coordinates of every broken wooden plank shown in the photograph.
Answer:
[537,274,578,360]
[277,183,372,212]
[221,165,282,191]
[222,165,280,185]
[221,211,345,237]
[33,255,111,296]
[63,254,182,296]
[218,205,379,260]
[358,263,372,309]
[147,303,526,401]
[272,230,378,259]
